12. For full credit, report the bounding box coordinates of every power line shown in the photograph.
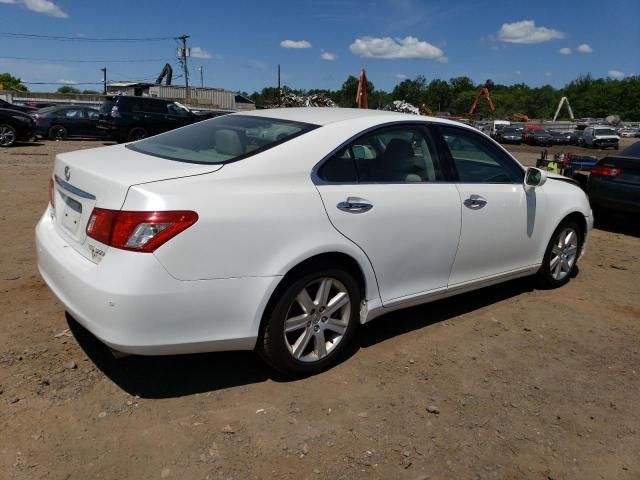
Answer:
[0,56,173,63]
[0,32,175,42]
[22,82,103,85]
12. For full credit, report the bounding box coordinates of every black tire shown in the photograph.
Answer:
[0,123,17,147]
[127,127,148,142]
[537,220,583,289]
[48,125,67,140]
[258,265,361,375]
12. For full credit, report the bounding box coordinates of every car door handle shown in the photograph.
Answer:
[337,199,373,213]
[463,195,487,209]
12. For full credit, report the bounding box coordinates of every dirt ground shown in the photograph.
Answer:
[1,137,639,480]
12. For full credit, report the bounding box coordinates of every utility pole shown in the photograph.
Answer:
[277,64,281,104]
[177,34,190,100]
[100,67,107,94]
[199,66,203,88]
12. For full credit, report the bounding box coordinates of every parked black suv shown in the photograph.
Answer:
[98,95,226,142]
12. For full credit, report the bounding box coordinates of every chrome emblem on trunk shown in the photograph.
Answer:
[64,166,71,181]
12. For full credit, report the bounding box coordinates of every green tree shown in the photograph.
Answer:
[57,86,81,94]
[0,73,28,91]
[82,89,99,94]
[391,75,427,105]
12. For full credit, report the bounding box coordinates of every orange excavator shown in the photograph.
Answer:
[420,104,434,116]
[468,87,495,115]
[512,112,530,122]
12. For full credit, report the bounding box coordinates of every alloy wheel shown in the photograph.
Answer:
[0,125,16,146]
[283,277,351,363]
[550,227,579,281]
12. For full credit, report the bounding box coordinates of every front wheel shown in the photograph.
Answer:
[537,221,583,288]
[127,127,148,142]
[48,125,67,140]
[258,267,361,375]
[0,124,17,147]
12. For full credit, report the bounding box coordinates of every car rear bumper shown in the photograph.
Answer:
[36,210,280,355]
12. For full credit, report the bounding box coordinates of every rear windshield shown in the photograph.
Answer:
[100,99,115,114]
[126,114,319,164]
[595,128,616,136]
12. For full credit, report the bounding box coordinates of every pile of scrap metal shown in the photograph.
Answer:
[384,100,421,115]
[275,92,336,108]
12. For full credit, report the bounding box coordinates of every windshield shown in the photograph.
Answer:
[126,114,319,164]
[595,128,616,136]
[503,128,519,134]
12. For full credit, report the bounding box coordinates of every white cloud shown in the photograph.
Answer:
[497,20,564,44]
[1,0,68,17]
[396,73,408,79]
[545,71,552,77]
[190,47,214,59]
[320,50,337,61]
[280,40,312,49]
[608,70,625,79]
[58,79,77,84]
[349,36,445,61]
[577,43,593,53]
[514,70,521,75]
[559,47,572,55]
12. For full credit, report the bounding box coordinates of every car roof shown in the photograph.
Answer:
[233,107,466,128]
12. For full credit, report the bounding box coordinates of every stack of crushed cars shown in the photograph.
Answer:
[275,93,337,108]
[383,100,421,115]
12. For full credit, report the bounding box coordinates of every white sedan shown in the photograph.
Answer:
[36,108,592,374]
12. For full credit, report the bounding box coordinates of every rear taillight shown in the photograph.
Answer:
[591,165,622,177]
[86,209,198,253]
[110,105,121,118]
[48,177,56,207]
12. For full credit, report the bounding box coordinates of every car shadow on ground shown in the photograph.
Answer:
[595,212,640,238]
[69,277,536,399]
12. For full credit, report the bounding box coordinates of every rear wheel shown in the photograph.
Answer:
[537,220,583,288]
[127,127,148,142]
[48,125,68,140]
[0,124,17,147]
[259,267,361,375]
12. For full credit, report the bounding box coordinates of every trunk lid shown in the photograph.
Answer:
[51,144,222,262]
[596,156,640,185]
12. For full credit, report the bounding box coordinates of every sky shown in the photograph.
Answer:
[0,0,638,93]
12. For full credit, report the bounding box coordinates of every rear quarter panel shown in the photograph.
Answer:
[122,150,380,302]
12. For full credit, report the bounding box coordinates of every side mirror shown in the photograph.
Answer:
[524,167,547,192]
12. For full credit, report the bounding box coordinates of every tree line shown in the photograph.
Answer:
[3,71,639,120]
[245,74,640,121]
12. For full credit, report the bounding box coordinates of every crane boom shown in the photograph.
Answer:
[469,87,495,115]
[553,96,574,121]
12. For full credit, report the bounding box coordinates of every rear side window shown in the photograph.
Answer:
[143,99,167,114]
[319,125,445,183]
[127,115,318,164]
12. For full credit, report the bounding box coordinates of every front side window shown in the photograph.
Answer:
[437,126,523,183]
[319,125,445,183]
[127,115,318,164]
